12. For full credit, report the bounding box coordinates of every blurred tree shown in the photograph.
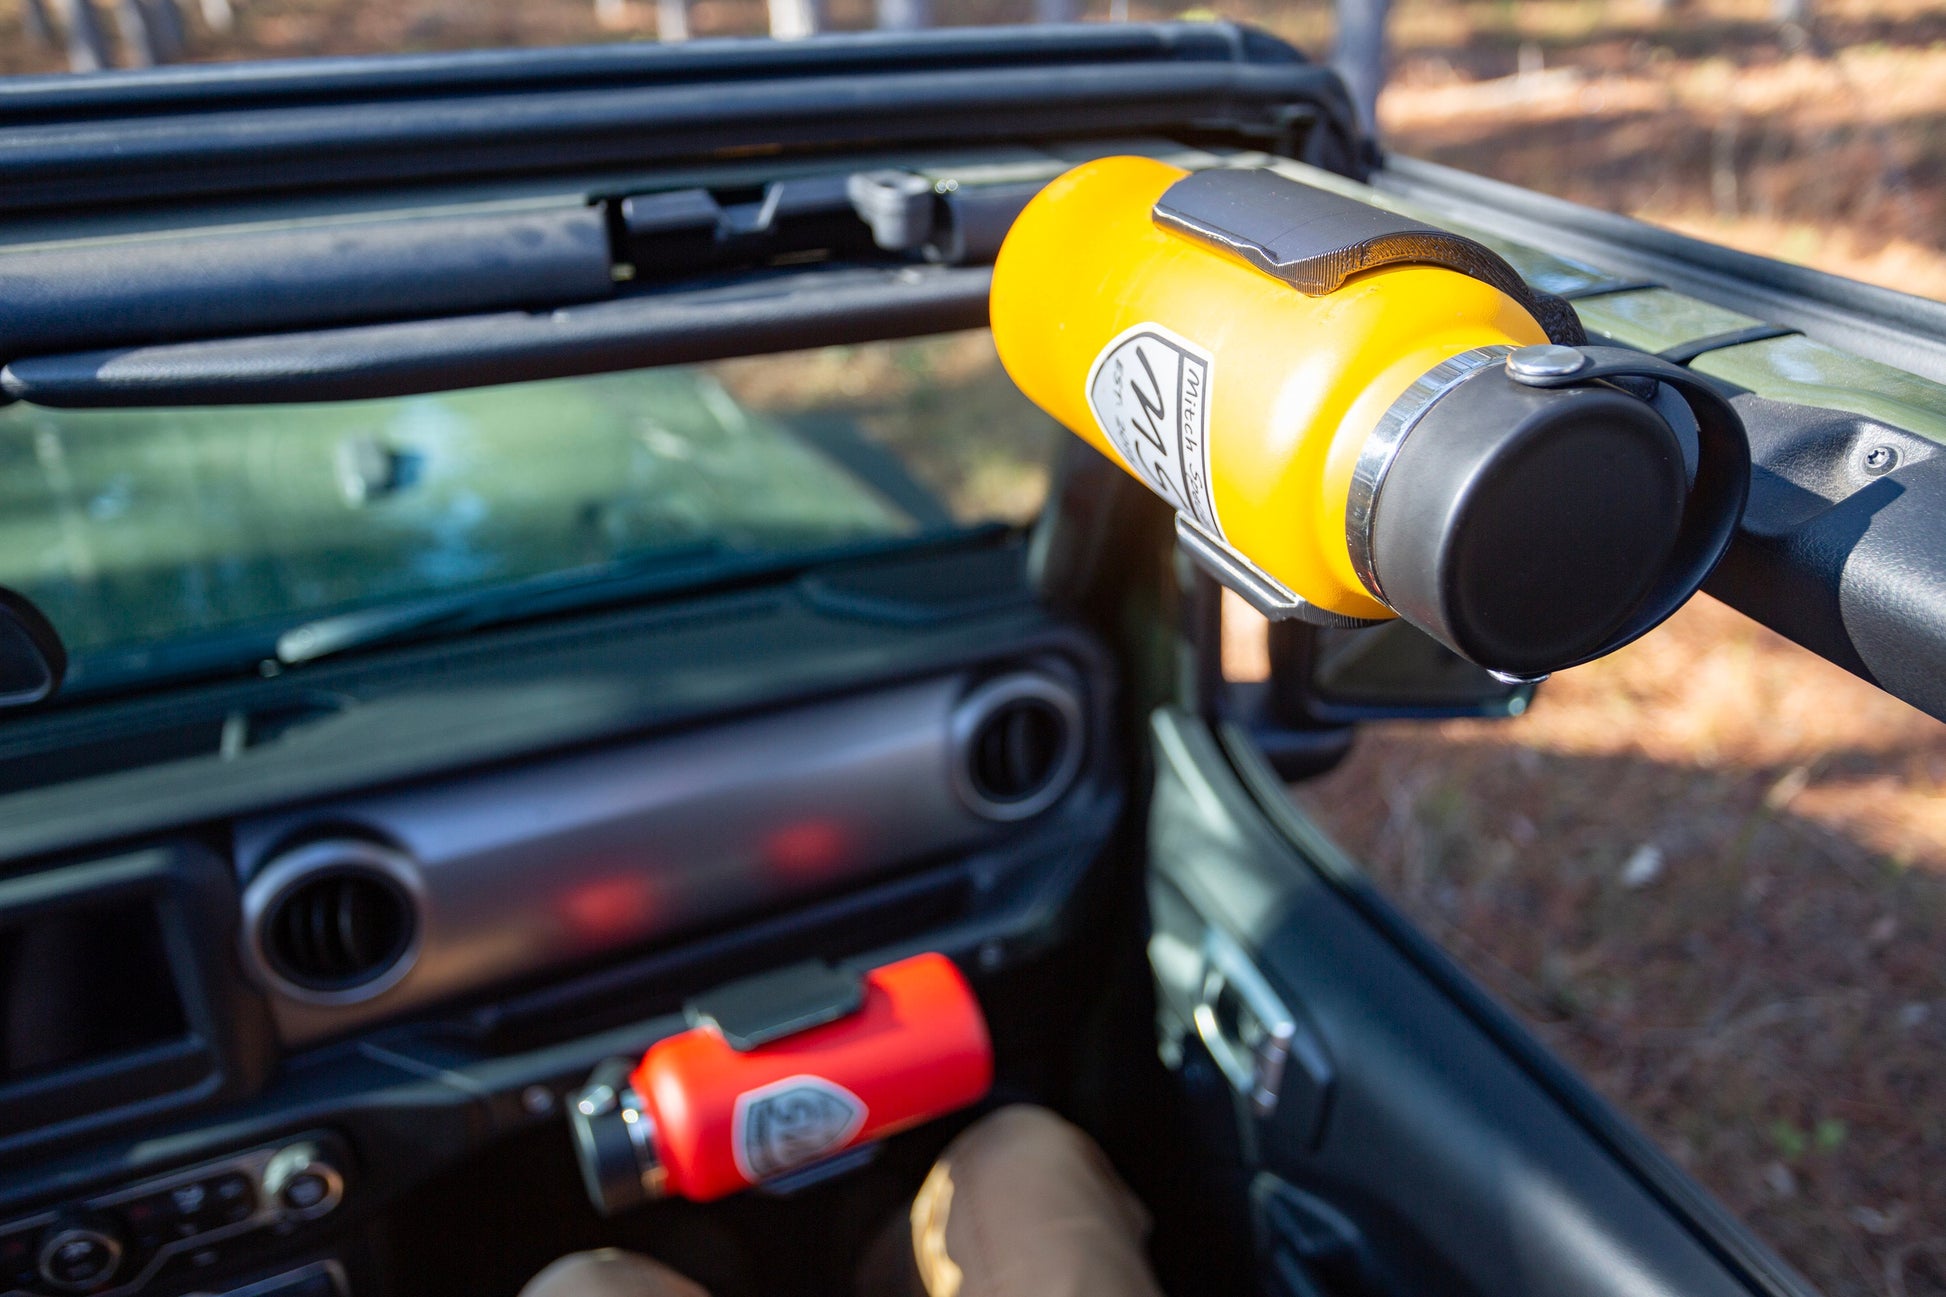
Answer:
[114,0,185,65]
[876,0,930,28]
[48,0,113,70]
[29,0,191,69]
[1334,0,1391,138]
[768,0,821,37]
[658,0,689,39]
[21,0,56,43]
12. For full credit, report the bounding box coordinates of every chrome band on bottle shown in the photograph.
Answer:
[619,1094,668,1198]
[1344,345,1515,604]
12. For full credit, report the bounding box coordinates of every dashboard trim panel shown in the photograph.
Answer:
[235,669,1083,1046]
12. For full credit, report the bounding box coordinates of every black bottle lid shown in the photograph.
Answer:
[1368,367,1689,678]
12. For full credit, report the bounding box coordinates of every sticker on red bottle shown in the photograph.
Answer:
[1084,322,1222,539]
[731,1074,869,1183]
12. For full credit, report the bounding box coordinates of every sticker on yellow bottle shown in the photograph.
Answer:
[1084,321,1222,539]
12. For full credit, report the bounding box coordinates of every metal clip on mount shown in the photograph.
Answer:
[1173,515,1382,629]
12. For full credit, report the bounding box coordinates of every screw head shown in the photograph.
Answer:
[1863,445,1900,476]
[1506,344,1589,382]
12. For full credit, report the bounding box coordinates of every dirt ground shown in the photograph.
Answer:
[1374,0,1946,299]
[1280,596,1946,1297]
[1309,5,1946,1295]
[7,0,1946,1292]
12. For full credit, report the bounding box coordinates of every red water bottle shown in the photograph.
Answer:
[570,953,992,1209]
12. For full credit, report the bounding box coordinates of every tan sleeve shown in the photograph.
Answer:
[891,1104,1167,1297]
[520,1249,712,1297]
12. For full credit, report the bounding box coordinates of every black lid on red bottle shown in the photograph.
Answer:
[569,1058,666,1216]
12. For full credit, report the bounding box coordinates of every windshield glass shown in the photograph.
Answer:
[0,330,1062,692]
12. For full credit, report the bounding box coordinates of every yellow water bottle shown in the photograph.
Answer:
[990,156,1747,678]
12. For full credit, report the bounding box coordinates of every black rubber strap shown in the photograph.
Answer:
[1556,279,1662,301]
[1659,324,1799,366]
[1152,168,1587,346]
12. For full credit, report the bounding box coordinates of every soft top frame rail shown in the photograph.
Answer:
[0,23,1358,218]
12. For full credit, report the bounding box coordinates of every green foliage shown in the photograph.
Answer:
[1768,1118,1848,1161]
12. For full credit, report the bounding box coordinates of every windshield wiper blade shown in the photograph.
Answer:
[273,540,752,667]
[271,530,980,668]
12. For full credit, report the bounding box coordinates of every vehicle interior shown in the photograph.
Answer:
[1,21,1944,1297]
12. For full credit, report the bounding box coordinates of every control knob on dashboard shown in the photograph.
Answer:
[261,1145,343,1219]
[35,1218,123,1293]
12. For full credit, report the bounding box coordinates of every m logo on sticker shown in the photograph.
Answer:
[732,1075,868,1183]
[1084,323,1222,538]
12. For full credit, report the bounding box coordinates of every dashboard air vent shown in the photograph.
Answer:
[246,841,423,1004]
[265,870,412,991]
[951,673,1084,822]
[971,697,1066,802]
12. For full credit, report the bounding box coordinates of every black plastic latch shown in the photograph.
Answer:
[847,172,1045,266]
[684,961,866,1052]
[616,177,869,279]
[1152,168,1585,346]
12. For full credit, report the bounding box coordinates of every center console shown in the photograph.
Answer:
[0,1138,347,1297]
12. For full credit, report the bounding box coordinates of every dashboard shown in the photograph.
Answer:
[0,538,1123,1297]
